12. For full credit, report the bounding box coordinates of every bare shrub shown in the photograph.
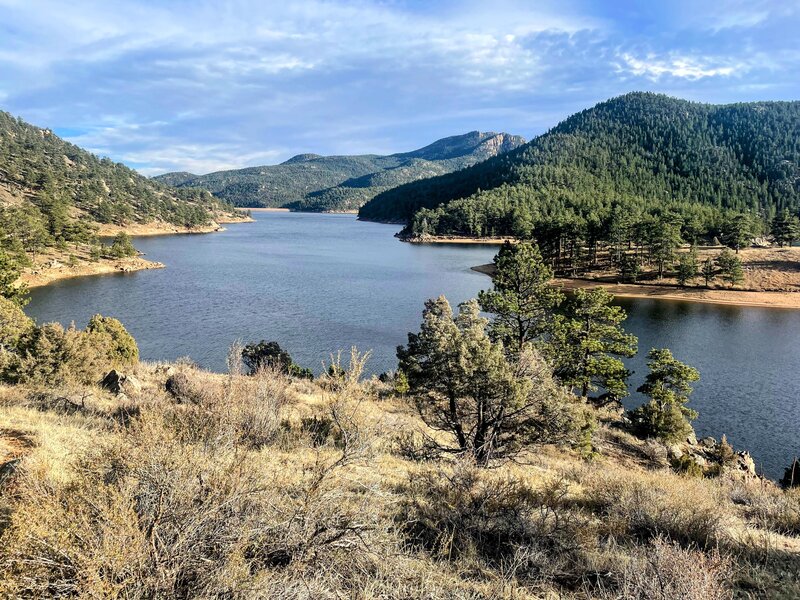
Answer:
[597,537,732,600]
[0,437,263,597]
[583,470,723,548]
[728,479,800,536]
[0,408,383,598]
[162,367,292,451]
[318,347,371,393]
[391,429,441,462]
[397,459,578,572]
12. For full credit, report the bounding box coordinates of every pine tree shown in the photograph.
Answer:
[618,254,641,283]
[547,287,637,402]
[107,232,138,258]
[716,249,744,287]
[398,296,575,465]
[629,348,700,442]
[0,251,28,307]
[478,241,563,355]
[701,257,716,287]
[676,247,699,287]
[647,216,682,278]
[722,213,754,253]
[772,209,800,247]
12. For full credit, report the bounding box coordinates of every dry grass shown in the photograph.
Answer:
[596,537,732,600]
[0,360,798,597]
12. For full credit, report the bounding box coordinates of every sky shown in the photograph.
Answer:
[1,0,798,176]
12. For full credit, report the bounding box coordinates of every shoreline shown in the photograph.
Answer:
[23,256,165,289]
[402,234,516,245]
[239,207,359,214]
[24,214,253,289]
[240,207,290,212]
[98,214,253,238]
[472,264,800,309]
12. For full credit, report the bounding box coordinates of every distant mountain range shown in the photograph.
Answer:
[358,92,800,238]
[153,131,526,212]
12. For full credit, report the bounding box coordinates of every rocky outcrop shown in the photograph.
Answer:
[668,433,758,480]
[100,370,142,397]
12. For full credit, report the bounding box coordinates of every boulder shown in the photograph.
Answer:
[737,451,757,478]
[699,436,717,448]
[100,370,141,396]
[668,444,684,460]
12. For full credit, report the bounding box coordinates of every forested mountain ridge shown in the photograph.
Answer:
[154,131,525,212]
[358,93,800,239]
[0,111,241,246]
[149,171,199,187]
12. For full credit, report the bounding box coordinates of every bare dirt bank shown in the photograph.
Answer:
[22,255,165,289]
[97,214,253,237]
[554,279,800,309]
[403,234,517,245]
[472,263,800,309]
[240,207,359,214]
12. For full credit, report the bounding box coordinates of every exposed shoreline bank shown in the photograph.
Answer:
[472,263,800,309]
[239,207,359,214]
[97,213,254,237]
[23,214,253,289]
[401,234,516,245]
[240,207,290,212]
[23,256,165,289]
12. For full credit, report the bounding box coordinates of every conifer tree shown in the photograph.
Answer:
[478,241,563,355]
[701,257,716,287]
[547,287,637,402]
[0,251,28,307]
[398,296,575,465]
[722,213,754,253]
[629,348,699,442]
[676,247,699,287]
[772,209,800,247]
[716,249,744,287]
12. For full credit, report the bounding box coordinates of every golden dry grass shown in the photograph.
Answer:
[0,361,798,598]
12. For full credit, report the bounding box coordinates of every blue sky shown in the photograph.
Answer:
[1,0,798,176]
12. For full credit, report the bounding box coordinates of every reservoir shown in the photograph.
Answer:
[26,212,800,479]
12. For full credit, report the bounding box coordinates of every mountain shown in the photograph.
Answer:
[154,131,526,212]
[150,171,199,187]
[0,111,240,250]
[358,93,800,239]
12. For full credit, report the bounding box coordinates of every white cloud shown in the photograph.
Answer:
[1,0,798,173]
[616,53,746,81]
[132,146,287,177]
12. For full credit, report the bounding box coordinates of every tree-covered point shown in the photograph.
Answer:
[0,110,239,256]
[359,93,800,249]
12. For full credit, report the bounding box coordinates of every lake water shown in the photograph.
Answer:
[26,212,800,479]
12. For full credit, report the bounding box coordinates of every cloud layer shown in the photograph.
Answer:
[1,0,797,175]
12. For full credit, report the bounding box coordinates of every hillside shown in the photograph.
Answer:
[358,93,800,238]
[0,110,248,286]
[0,337,798,597]
[0,111,241,232]
[155,131,525,212]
